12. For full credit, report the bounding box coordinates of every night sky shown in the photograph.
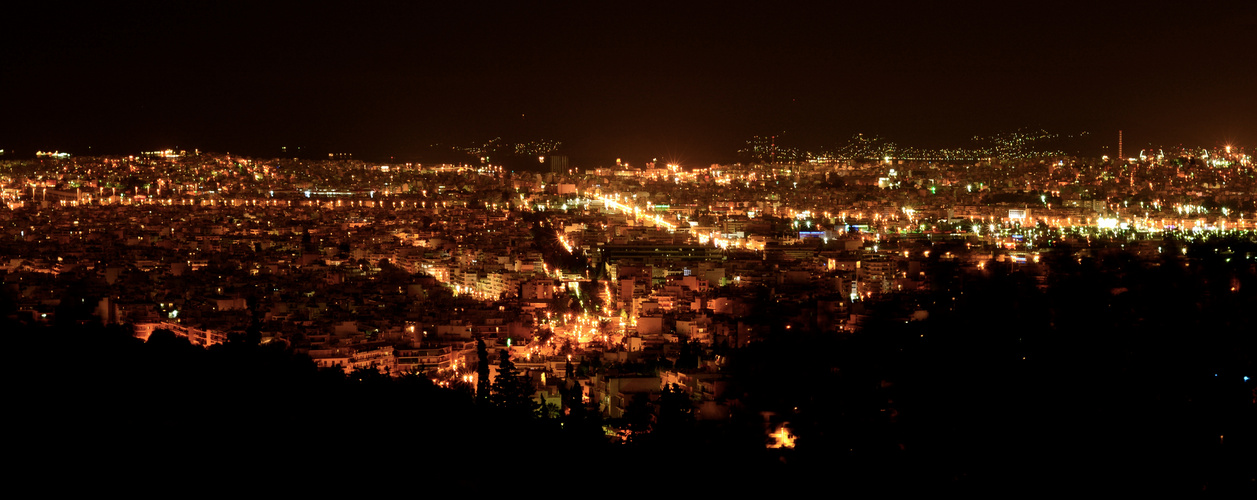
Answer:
[4,1,1254,165]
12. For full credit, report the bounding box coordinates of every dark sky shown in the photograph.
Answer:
[4,1,1254,166]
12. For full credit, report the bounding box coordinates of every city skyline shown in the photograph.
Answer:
[5,147,1254,493]
[5,2,1254,493]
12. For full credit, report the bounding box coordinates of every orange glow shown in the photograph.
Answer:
[767,424,795,449]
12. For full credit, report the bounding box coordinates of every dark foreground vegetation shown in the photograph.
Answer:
[6,240,1255,494]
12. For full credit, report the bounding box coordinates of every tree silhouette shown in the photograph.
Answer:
[475,339,491,406]
[490,349,537,418]
[560,358,580,416]
[301,227,315,253]
[654,383,694,440]
[622,393,654,442]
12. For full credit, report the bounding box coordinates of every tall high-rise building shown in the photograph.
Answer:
[549,155,569,173]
